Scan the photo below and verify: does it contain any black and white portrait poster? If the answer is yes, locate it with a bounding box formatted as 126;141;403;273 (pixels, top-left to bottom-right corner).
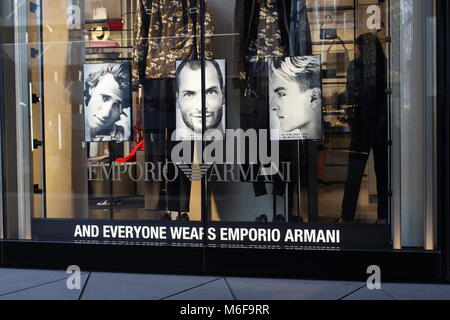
84;62;132;142
175;59;226;141
269;55;323;141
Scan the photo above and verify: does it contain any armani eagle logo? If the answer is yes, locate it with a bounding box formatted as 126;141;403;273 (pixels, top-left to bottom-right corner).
177;163;211;181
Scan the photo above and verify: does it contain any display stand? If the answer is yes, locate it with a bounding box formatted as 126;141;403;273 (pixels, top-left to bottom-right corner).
296;140;302;221
284;182;289;220
307;141;319;222
107;141;114;219
269;141;305;223
282;140;318;223
272;192;277;221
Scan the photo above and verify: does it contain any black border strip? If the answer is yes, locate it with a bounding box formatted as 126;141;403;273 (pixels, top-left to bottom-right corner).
0;1;5;249
0;240;441;283
436;0;450;281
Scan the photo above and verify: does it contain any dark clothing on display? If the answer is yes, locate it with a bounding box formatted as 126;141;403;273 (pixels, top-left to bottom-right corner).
289;0;323;208
236;0;290;198
133;0;215;86
233;0;292;79
289;0;312;57
240;75;286;198
247;0;288;63
238;0;313;205
233;0;311;75
341;33;388;221
143;79;176;132
237;0;292;125
143;79;191;212
134;0;217;213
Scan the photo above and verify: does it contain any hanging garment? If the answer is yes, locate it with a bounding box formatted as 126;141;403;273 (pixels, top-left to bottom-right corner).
133;0;216;212
233;0;291;79
143;79;192;212
289;0;312;56
238;0;291;118
233;0;312;200
133;0;215;86
247;0;288;63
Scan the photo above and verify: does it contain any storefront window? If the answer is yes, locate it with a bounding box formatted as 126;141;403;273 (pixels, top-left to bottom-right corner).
0;0;437;251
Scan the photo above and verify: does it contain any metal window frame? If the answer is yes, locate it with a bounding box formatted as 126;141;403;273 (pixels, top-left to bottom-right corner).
390;0;437;249
13;0;32;239
436;0;450;281
0;1;4;240
423;0;437;251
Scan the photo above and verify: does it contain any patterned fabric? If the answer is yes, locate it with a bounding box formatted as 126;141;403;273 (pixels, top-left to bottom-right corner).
247;0;287;63
232;0;291;79
133;0;215;85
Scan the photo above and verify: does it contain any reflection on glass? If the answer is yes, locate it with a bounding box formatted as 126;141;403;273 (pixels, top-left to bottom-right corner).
337;33;388;224
7;0;440;248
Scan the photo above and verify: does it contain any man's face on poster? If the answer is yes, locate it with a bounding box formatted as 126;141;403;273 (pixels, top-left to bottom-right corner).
177;61;224;134
270;72;321;133
87;73;124;136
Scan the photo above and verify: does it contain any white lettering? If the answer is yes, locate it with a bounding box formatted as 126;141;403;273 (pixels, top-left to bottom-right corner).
367;5;381;30
66;265;81;290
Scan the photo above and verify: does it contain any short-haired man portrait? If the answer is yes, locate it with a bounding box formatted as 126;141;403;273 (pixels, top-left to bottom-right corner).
269;55;322;140
175;59;226;141
84;63;131;142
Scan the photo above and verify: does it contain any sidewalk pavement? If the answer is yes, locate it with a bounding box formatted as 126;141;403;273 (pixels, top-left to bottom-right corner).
0;268;449;300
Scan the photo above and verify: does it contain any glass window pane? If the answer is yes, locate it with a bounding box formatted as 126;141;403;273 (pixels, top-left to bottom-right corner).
0;0;437;251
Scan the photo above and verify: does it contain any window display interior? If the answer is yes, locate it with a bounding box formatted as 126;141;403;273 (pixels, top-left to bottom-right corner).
26;0;390;227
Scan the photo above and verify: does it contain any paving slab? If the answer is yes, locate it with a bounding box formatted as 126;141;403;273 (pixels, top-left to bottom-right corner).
226;277;364;300
0;268;74;296
81;272;220;300
165;278;234;300
342;286;395;300
382;283;450;300
0;273;89;300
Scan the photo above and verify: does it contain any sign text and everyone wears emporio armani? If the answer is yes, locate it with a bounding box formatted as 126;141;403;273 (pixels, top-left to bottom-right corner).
73;224;340;244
